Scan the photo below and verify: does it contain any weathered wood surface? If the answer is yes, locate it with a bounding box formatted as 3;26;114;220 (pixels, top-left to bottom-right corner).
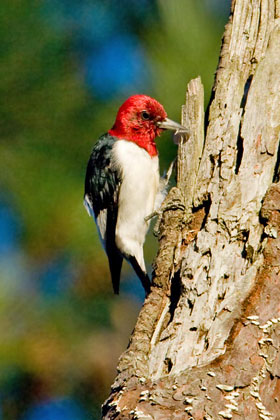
102;1;280;418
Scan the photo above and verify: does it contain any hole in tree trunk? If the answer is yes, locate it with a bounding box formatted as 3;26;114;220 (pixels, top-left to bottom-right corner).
273;137;280;182
235;134;244;174
164;357;173;374
240;75;253;108
168;270;181;323
235;75;253;174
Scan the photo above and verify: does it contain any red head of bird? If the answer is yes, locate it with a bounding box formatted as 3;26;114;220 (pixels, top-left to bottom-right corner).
109;94;184;157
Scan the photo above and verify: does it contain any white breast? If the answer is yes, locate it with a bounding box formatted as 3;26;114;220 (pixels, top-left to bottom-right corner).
112;140;159;270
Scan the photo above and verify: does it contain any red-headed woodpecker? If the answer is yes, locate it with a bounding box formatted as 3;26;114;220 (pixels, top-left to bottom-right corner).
84;94;185;295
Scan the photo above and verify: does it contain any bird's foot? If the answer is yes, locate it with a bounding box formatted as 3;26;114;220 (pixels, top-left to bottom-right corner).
152;189;186;236
144;209;163;236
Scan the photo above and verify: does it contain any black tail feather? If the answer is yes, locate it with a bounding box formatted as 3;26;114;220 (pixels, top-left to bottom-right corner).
107;249;123;294
128;256;151;296
105;207;123;294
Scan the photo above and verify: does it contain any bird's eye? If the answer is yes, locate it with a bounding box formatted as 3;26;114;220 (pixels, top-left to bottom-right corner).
141;111;150;120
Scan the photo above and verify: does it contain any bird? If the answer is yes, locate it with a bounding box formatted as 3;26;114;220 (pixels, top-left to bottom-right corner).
84;94;186;295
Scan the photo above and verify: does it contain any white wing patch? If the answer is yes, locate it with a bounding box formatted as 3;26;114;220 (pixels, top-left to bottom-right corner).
84;194;94;217
96;209;108;246
84;194;108;248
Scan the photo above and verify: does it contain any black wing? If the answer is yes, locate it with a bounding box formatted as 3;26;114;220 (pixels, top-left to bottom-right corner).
84;133;120;218
84;133;123;294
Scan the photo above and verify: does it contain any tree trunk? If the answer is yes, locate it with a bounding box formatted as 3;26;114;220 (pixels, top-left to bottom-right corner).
102;1;280;418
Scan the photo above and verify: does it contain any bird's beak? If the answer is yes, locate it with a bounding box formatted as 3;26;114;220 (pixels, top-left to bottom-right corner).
156;118;188;134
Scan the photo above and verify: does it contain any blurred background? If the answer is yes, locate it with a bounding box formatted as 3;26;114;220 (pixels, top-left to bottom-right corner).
0;0;230;418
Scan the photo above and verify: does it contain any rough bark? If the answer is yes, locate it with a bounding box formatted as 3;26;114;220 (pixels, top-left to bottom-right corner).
102;1;280;419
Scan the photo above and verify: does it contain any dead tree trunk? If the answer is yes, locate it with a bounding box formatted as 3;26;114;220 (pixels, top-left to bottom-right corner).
102;1;280;418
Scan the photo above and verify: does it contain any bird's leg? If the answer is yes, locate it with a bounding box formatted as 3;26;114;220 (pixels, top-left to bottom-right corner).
153;186;186;236
144;210;159;223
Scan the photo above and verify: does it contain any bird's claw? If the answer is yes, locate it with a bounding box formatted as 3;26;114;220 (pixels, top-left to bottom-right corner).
153;196;186;236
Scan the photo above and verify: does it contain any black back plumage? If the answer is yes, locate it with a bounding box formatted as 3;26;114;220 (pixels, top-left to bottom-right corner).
84;134;123;294
84;134;120;218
